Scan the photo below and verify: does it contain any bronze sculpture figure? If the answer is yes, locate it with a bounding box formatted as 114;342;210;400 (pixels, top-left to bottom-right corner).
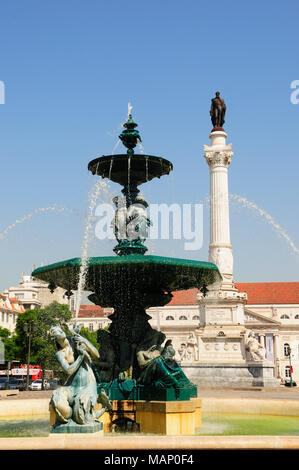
210;91;226;130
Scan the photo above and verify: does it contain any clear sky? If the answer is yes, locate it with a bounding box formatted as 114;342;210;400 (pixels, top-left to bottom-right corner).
0;0;298;291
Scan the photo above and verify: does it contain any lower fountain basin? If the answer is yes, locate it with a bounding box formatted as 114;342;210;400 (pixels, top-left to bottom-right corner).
31;255;221;300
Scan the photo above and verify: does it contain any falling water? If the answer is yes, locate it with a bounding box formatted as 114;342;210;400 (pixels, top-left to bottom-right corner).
74;178;111;323
0;205;75;241
127;155;131;203
137;138;145;155
128;102;133;116
145;155;149;182
229;193;299;257
109;158;114;180
112;139;121;155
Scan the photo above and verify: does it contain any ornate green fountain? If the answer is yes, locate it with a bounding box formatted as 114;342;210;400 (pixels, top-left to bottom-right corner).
32;111;221;406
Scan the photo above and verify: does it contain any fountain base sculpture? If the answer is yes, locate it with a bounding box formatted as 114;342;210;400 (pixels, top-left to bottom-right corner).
48;325;111;435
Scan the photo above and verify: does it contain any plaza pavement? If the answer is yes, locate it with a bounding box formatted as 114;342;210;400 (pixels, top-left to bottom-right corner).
2;386;299;401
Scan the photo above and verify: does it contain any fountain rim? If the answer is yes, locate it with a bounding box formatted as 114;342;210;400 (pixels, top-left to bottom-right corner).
88;153;173;183
32;254;221;276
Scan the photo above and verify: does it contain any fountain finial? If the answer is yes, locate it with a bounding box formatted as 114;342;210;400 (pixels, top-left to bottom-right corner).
119;108;142;155
128;101;133;116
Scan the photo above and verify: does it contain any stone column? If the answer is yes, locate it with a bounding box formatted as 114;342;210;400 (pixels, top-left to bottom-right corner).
204;131;234;290
259;334;266;349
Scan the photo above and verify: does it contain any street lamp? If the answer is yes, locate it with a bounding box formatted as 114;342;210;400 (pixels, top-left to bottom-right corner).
23;320;37;391
286;345;293;387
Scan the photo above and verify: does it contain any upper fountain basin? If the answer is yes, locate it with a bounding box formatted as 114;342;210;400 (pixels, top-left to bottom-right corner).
88;154;173;187
31;254;221;294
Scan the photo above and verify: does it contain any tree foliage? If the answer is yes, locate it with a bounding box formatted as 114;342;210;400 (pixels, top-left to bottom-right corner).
78;327;98;348
0;327;20;362
14;302;72;383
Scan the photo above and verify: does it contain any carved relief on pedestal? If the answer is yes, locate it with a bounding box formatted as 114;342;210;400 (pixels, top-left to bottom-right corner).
177;332;199;362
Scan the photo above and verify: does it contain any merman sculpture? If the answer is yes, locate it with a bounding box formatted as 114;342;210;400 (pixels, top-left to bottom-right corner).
137;336;195;394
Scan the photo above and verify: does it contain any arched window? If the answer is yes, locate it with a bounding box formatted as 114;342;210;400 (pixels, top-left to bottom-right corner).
179;316;188;320
281;315;290;319
295;315;299;320
192;315;199;321
284;343;290;357
166;316;174;321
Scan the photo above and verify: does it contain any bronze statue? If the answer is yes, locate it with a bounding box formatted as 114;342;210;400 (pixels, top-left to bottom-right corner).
210;91;226;129
136;337;195;391
48;325;110;430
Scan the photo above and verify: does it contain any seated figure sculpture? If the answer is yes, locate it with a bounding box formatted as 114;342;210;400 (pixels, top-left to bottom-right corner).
49;325;110;429
244;329;266;362
136;333;195;392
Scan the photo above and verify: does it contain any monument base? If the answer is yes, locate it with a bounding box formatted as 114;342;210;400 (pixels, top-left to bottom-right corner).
182;363;280;388
135;399;202;435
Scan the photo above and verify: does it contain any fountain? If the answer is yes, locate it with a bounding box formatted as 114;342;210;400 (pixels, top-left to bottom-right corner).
32;109;221;435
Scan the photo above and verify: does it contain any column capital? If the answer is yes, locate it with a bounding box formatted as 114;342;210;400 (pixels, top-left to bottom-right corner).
204;149;233;168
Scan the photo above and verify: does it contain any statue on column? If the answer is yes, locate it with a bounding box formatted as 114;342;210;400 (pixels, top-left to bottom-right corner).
210;92;226;130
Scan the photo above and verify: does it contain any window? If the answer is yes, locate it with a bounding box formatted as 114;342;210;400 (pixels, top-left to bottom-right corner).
166;316;174;320
295;315;299;320
284;343;290;357
15;293;24;299
285;366;291;378
280;315;290;319
89;323;94;332
179;316;188;320
192;315;199;321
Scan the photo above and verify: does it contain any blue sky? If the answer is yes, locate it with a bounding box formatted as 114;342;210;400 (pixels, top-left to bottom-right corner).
0;0;298;291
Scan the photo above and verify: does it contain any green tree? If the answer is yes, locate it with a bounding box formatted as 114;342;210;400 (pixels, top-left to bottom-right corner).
0;327;10;340
0;327;20;363
79;327;98;348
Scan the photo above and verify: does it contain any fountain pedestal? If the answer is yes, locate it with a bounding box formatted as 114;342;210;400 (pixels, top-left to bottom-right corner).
135;398;202;436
